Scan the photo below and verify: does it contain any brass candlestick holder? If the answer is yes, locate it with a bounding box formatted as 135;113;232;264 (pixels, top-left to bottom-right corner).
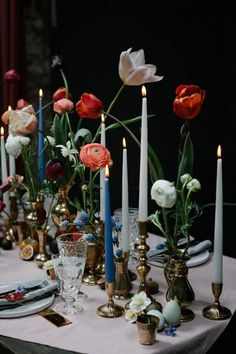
136;220;162;311
97;282;124;318
202;283;232;320
114;253;132;300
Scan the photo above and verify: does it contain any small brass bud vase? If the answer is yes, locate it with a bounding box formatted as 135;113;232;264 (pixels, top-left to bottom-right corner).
114;254;132;300
166;255;195;322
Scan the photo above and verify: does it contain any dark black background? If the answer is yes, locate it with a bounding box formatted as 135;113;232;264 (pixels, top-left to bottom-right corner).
24;1;236;255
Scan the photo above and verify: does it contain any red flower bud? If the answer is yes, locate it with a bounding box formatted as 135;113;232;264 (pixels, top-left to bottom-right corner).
52;87;71;102
76;93;103;119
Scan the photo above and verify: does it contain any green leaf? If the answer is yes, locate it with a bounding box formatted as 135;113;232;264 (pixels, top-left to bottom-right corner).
53;115;68;145
74;128;93;144
105;114;155;131
148;144;164;183
176;132;194;188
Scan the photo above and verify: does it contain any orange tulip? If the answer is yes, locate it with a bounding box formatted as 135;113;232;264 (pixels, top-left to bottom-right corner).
76;93;103;119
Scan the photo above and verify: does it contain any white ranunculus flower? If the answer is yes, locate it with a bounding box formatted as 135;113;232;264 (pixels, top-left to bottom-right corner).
187;178;201;192
19;136;31;146
129;291;151;314
5;134;22;158
119;48;163;86
151;179;177;208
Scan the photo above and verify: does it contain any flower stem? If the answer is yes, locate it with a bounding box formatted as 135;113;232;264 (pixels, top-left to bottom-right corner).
60;69;69;98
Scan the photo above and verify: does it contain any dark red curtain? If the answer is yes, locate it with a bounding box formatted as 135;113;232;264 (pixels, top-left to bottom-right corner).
0;0;23;127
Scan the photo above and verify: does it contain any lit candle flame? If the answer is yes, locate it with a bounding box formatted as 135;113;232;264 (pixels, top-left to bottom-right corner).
39;89;43;98
141;85;146;97
105;165;109;178
8;106;12;111
217;145;221;158
1;127;4;136
122;137;126;148
101;113;105;123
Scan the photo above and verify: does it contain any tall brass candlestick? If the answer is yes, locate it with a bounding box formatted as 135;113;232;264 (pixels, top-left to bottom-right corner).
202;283;231;320
97;282;124;318
136;220;162;311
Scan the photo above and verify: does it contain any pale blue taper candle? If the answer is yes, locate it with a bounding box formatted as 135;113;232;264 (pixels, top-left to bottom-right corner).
104;167;115;283
38;89;45;183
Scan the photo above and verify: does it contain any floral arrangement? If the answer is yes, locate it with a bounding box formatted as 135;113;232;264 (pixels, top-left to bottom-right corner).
1;47;163;245
148;84;205;257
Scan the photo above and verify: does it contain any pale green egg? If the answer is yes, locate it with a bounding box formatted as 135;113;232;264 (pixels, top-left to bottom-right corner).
146;309;165;330
162;300;181;325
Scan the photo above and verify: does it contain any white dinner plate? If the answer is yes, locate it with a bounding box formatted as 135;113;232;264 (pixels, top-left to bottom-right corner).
147;250;210;268
0;294;55;318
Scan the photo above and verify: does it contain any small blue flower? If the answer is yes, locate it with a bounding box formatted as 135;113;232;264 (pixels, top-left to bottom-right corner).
111;217;116;228
156;243;166;250
115;248;123;258
60;220;70;227
15;286;27;294
82;233;96;242
164;326;176;337
112;235;119;245
79;211;89;223
114;222;122;232
73;218;85;229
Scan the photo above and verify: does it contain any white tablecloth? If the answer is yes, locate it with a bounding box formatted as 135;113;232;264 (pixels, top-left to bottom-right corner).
0;234;235;354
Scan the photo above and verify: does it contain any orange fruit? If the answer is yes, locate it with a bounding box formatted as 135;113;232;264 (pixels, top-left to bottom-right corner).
20;245;34;261
19;238;39;254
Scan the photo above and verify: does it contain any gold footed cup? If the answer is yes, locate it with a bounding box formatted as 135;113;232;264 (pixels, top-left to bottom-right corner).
136;317;157;345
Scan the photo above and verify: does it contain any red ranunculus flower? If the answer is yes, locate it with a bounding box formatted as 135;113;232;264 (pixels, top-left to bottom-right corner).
46;160;64;179
173;84;205;120
0;200;6;212
16;99;30;109
76;93;103;119
52;87;69;102
3;69;20;83
80;143;112;171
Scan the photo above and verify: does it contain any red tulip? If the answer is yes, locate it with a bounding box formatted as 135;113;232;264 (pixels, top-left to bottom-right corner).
76;93;103;119
80;143;112;171
173;84;205;120
52;87;69;102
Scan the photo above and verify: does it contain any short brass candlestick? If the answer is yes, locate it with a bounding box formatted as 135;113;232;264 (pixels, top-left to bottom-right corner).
202;283;232;320
97;282;124;318
136;220;162;311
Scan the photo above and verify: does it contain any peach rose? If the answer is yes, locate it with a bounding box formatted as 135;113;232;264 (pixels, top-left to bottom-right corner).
9;105;38;136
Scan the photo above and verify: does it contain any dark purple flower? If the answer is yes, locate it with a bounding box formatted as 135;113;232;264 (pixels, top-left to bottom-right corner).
46;160;64;180
0;200;6;212
51;55;63;69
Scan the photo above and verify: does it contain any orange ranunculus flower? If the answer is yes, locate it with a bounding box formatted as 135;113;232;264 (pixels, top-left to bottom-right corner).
75;93;103;119
173;84;205;120
52;87;69;102
53;98;74;114
80;143;112;171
